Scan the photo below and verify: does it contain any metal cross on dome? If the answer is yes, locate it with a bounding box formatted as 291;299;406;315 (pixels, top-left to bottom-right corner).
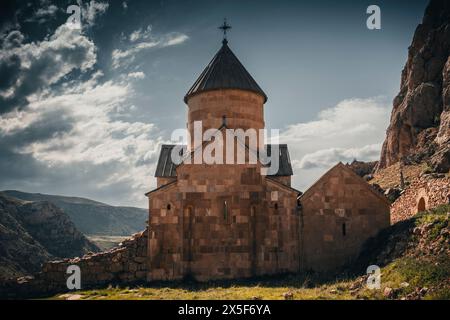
219;18;232;42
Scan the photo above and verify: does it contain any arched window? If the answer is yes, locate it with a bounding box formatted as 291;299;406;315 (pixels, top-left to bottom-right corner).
274;202;278;210
167;203;171;210
342;223;347;236
417;197;426;213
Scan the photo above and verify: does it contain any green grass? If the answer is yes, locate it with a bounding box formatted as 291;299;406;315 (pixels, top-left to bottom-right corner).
54;279;357;300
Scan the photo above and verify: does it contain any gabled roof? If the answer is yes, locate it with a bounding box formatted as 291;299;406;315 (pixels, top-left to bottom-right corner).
154;143;293;178
154;145;186;177
299;162;391;206
265;176;302;195
184;40;268;103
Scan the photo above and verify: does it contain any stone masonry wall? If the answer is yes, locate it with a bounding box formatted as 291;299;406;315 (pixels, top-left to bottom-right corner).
300;164;391;272
0;229;148;298
391;175;450;223
187;89;265;148
148;163;300;282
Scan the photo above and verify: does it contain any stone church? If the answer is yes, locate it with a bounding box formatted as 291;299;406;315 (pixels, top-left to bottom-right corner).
145;37;390;281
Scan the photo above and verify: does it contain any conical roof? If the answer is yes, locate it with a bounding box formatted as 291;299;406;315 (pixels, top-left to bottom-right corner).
184;40;267;103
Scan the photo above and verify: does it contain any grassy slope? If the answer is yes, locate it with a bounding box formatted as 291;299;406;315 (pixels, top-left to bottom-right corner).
52;206;450;300
370;163;427;189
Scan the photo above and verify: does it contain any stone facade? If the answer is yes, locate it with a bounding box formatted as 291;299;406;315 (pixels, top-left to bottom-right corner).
298;163;391;272
391;175;450;223
145;40;393;281
187;89;266;147
148;161;300;281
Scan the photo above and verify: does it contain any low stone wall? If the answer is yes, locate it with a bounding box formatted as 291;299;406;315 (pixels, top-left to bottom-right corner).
391;175;450;223
0;229;148;298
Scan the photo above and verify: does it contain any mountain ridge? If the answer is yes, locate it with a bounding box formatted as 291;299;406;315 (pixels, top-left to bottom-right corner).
0;194;99;280
1;190;148;236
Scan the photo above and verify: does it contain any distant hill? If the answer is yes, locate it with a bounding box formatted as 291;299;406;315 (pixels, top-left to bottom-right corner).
0;194;99;280
1;190;147;236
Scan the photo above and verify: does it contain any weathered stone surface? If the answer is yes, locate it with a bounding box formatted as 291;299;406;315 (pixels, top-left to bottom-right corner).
346;160;377;178
378;0;450;172
391;175;450;223
299;163;390;272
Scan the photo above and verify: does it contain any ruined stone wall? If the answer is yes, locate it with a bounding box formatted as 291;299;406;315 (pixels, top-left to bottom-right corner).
147;163;300;282
299;164;390;272
0;230;148;298
391;175;450;223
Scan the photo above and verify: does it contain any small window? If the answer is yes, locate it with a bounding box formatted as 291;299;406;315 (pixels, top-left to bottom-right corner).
167;204;171;210
223;201;228;220
274;202;278;210
342;223;347;236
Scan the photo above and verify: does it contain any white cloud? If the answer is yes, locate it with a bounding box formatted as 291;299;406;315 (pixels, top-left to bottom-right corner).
0;24;97;114
1;73;163;207
129;25;152;42
297;144;382;169
127;71;146;79
26;4;59;23
82;0;109;27
165;34;189;46
112;31;189;69
0;20;164;207
278;97;390;191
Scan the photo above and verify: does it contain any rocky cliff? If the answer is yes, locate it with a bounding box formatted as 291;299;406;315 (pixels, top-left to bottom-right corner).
0;195;99;280
378;0;450;173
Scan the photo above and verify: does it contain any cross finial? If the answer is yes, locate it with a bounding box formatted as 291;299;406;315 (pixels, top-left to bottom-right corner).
218;18;232;44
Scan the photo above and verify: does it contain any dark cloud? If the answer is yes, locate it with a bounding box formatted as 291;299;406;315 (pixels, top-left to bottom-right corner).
0;109;75;187
0;54;20;90
0;111;149;207
3;30;24;48
0;24;96;115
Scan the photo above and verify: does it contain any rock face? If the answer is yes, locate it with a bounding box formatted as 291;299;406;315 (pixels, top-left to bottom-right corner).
378;0;450;173
0;195;99;280
345;160;378;178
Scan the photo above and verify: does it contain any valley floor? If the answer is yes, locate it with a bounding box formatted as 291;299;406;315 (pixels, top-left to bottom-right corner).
86;235;129;251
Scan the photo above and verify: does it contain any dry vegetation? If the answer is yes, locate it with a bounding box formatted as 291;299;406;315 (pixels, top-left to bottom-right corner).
371;163;427;190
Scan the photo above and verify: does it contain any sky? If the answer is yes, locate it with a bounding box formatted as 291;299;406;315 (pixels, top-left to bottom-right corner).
0;0;429;207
